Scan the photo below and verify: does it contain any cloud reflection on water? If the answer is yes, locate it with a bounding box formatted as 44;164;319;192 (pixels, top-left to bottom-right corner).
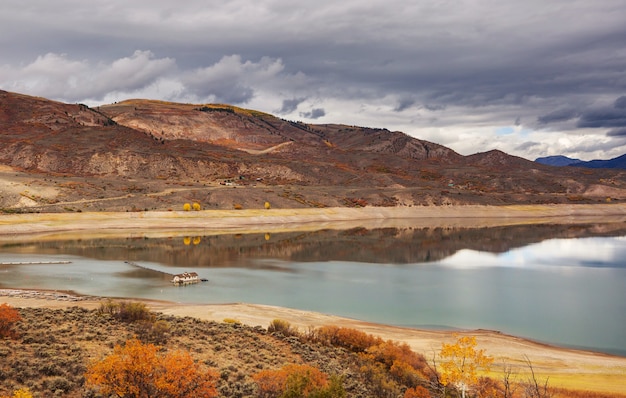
439;237;626;269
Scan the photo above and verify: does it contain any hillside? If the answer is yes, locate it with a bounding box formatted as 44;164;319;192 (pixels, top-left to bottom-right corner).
0;305;386;397
2;90;626;212
2;301;624;398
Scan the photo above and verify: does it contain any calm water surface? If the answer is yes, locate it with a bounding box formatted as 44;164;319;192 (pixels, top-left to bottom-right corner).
1;225;625;356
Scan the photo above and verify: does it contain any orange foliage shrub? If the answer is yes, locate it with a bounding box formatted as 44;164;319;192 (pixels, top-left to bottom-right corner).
366;340;430;387
368;340;427;372
316;325;382;352
474;376;501;398
85;338;218;398
0;303;21;338
253;363;330;398
404;385;431;398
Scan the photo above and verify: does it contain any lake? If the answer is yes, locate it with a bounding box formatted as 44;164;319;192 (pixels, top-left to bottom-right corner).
1;222;625;356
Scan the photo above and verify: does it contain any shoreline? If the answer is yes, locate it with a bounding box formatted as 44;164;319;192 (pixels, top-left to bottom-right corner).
2;289;626;394
1;203;626;238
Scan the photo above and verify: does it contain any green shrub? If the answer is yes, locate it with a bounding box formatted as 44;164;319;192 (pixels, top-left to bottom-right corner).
97;300;152;323
267;319;298;337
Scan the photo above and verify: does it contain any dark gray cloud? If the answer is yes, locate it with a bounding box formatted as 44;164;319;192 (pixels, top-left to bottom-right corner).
538;109;581;124
300;108;326;119
1;0;626;160
515;141;541;152
607;128;626;137
576;97;626;128
614;96;626;109
278;98;306;114
394;97;415;112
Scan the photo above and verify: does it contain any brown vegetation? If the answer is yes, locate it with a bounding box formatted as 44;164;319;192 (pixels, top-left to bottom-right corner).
0;303;624;398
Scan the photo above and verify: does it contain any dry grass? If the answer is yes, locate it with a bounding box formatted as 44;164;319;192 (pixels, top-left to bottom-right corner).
1;303;625;398
0;306;396;397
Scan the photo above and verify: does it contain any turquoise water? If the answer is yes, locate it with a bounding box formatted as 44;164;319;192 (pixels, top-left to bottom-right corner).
1;230;625;356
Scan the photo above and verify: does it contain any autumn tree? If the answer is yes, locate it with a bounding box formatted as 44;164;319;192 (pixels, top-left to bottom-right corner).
0;388;33;398
192;202;201;211
183;202;191;211
264;201;271;209
13;389;32;398
85;338;218;398
0;303;21;339
439;335;493;398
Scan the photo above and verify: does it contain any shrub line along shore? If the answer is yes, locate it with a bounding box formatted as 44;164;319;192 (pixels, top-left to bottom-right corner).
2;203;626;394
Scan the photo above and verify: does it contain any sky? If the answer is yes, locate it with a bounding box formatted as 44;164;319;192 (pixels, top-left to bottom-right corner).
1;0;626;161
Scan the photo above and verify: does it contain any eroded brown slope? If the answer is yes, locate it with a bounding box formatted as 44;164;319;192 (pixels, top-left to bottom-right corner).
2;90;626;212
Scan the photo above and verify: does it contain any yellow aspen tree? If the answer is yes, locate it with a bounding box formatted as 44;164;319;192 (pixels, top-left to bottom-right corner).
439;335;493;398
183;203;191;211
11;388;32;398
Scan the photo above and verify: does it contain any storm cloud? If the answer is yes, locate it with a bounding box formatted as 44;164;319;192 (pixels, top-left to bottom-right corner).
1;0;626;160
300;108;326;120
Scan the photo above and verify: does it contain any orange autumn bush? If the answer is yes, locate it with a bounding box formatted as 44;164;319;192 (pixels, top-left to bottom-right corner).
85;338;219;398
0;303;21;339
315;325;382;352
364;340;431;389
404;385;431;398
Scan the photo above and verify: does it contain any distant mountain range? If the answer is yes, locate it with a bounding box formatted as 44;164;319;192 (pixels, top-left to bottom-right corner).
535;154;626;169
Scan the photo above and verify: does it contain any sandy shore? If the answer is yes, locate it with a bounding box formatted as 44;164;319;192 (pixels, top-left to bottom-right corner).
2;203;626;239
2;289;625;395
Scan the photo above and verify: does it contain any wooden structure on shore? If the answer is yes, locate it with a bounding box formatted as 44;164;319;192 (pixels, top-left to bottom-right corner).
171;272;200;285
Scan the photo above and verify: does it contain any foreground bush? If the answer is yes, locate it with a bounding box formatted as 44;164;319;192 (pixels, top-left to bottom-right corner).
314;325;383;353
268;319;299;337
0;304;21;339
85;338;219;398
97;300;152;322
253;363;345;398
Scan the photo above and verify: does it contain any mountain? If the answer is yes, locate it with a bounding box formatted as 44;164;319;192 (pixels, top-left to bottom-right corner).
535;155;581;167
572;154;626;170
2;89;626;212
536;154;626;169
